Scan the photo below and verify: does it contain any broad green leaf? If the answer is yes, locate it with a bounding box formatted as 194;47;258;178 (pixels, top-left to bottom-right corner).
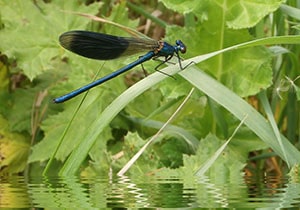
225;0;284;28
6;88;40;132
0;0;100;80
0;115;30;174
155;134;246;181
159;0;208;14
1;64;62;133
160;0;284;28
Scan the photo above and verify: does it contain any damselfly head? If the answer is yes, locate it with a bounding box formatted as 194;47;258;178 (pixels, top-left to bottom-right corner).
175;40;186;54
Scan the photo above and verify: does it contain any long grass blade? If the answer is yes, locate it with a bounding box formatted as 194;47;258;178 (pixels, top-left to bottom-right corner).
258;91;290;168
195;115;248;176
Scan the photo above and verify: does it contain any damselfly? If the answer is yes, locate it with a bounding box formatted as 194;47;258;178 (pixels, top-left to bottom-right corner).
54;30;187;103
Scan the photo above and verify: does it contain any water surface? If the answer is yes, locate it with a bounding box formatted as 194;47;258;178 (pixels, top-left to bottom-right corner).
1;174;299;208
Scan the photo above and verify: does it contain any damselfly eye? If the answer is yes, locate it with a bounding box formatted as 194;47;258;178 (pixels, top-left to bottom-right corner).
176;40;186;54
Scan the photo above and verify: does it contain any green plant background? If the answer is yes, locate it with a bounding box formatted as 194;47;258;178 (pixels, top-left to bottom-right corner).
0;0;299;179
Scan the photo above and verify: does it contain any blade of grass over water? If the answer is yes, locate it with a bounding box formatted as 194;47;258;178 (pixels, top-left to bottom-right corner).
195;115;248;176
59;35;300;176
117;88;195;176
258;91;289;168
43;63;105;175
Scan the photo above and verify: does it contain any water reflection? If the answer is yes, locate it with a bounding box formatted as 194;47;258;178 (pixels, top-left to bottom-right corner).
0;174;299;208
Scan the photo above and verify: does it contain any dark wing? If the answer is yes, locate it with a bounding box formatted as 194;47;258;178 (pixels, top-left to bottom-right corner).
59;30;160;60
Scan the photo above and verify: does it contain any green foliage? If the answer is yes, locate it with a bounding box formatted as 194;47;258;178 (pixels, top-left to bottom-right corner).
0;0;101;80
0;0;299;179
0;115;30;174
160;0;284;28
156;133;247;180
